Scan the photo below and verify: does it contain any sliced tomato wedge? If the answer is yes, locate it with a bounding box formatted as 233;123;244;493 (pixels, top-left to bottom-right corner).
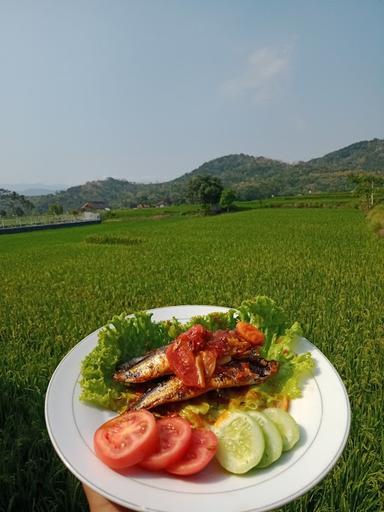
140;416;192;471
94;410;159;469
166;325;212;388
235;321;265;345
166;337;200;387
166;429;218;476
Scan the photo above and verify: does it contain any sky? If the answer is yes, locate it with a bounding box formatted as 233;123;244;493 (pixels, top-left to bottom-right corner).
0;0;383;187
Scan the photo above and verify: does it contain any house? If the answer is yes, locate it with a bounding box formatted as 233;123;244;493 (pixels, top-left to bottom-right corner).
80;201;109;211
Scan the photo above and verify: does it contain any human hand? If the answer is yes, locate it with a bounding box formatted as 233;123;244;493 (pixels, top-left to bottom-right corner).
83;483;133;512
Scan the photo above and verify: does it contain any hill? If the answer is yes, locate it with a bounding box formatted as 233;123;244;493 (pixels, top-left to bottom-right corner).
30;138;384;211
306;138;384;170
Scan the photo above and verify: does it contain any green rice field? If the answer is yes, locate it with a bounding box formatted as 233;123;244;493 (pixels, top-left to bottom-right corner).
1;207;383;511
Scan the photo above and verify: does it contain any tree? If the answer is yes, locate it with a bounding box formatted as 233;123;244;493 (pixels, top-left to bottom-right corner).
348;172;384;209
187;175;224;212
135;191;150;206
220;188;236;212
15;206;25;216
0;188;34;216
121;192;136;208
48;203;64;215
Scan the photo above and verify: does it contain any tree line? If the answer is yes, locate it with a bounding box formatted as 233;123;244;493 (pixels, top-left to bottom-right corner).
1;171;384;217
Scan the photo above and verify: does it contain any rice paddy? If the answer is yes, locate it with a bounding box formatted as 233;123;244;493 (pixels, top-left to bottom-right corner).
0;207;383;511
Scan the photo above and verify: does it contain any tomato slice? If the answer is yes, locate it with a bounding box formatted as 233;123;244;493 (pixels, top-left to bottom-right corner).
166;324;212;388
166;429;218;476
140;416;192;471
94;410;159;469
166;337;200;387
235;322;265;345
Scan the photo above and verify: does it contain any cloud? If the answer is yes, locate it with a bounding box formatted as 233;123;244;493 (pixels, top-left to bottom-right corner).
221;44;293;104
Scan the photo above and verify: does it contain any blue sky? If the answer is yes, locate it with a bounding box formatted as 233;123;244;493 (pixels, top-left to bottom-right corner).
0;0;383;186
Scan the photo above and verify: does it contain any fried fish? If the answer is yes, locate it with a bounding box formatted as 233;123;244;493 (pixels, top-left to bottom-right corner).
131;357;279;410
113;345;171;384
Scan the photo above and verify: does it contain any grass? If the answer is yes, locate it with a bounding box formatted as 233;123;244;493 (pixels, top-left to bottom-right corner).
0;207;383;511
366;203;384;236
84;234;144;245
237;192;359;210
105;203;201;219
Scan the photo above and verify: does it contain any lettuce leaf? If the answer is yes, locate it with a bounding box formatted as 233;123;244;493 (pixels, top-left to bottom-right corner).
237;296;288;357
79;311;173;411
256;323;315;399
255;319;315;401
184;310;238;331
237;299;314;401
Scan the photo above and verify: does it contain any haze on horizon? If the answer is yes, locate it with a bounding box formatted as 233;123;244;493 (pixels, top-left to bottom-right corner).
0;0;383;188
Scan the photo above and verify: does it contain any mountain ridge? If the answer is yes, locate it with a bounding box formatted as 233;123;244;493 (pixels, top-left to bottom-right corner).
28;138;384;211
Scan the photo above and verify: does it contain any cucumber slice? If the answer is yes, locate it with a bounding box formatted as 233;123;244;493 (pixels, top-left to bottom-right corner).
247;411;283;468
263;408;300;451
213;411;265;474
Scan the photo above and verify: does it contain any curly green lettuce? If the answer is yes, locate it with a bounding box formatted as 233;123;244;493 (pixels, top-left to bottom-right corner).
80;312;172;411
255;320;315;400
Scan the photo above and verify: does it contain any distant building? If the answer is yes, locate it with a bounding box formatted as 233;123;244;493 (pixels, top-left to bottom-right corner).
80;201;109;211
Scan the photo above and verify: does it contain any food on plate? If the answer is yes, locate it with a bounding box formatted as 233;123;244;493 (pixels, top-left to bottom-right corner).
213;409;299;474
114;345;172;384
213;411;265;474
247;410;283;468
113;322;277;410
93;411;217;476
132;357;279;410
139;416;192;471
93;410;159;469
80;297;314;414
166;428;218;476
114;322;265;386
263;407;300;451
81;296;315;477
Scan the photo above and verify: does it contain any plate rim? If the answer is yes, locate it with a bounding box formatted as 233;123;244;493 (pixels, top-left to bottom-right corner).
45;304;351;512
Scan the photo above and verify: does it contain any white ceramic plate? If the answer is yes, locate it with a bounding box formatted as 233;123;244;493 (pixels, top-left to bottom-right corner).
45;305;351;512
